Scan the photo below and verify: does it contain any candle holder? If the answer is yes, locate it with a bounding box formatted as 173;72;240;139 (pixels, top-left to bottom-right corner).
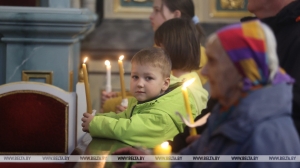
121;98;128;107
153;141;172;168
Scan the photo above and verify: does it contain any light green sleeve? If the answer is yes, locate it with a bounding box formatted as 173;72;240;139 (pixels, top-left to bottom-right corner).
89;110;179;148
96;111;127;119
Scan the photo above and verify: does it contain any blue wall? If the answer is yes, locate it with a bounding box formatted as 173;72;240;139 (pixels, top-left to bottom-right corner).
0;41;5;85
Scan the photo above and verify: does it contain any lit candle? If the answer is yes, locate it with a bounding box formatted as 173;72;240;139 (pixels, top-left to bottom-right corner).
153;141;172;155
182;78;197;136
82;57;92;114
104;60;112;92
153;141;172;168
118;55;127;107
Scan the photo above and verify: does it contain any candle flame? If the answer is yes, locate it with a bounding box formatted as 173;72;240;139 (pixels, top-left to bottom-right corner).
104;60;110;66
119;55;124;61
183;78;195;88
161;141;169;148
83;57;88;63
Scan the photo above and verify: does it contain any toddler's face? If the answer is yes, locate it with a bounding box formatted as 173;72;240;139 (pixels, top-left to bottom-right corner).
130;63;169;102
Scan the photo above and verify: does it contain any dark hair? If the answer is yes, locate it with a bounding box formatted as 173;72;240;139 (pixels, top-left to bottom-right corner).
131;47;172;78
154;18;200;71
161;0;205;42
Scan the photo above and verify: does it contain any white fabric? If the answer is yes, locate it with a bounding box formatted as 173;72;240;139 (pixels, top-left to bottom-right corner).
260;22;279;83
192;15;200;24
175;111;210;128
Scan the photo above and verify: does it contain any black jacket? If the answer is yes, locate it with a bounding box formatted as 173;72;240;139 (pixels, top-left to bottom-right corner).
242;0;300;137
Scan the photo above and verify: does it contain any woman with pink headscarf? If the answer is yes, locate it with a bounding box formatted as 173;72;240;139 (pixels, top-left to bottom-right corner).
172;19;300;168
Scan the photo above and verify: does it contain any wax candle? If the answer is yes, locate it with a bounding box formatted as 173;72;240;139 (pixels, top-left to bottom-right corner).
104;60;112;92
182;78;197;136
153;141;172;168
153;141;172;155
118;55;126;99
82;57;92;114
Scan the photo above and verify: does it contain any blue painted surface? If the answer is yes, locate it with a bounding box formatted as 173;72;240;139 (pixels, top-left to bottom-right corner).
72;42;80;92
5;44;75;90
121;0;153;7
0;42;6;85
40;0;70;8
0;6;97;91
29;78;46;83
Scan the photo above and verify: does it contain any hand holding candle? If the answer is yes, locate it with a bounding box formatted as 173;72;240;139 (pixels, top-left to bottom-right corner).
182;78;197;136
104;60;112;92
118;55;128;107
82;57;92;114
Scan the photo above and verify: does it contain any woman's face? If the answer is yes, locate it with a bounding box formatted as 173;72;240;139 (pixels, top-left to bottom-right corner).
201;35;241;100
149;0;176;31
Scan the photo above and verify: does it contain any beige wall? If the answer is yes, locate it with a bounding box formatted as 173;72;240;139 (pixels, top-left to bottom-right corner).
104;0;251;23
88;59;132;112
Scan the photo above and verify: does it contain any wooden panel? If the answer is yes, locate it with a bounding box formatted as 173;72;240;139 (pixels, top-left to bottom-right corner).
0;91;68;154
0;0;37;6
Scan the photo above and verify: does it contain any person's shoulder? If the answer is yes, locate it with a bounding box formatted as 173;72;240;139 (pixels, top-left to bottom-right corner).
249;116;300;153
170;74;182;85
151;84;183;105
128;97;137;105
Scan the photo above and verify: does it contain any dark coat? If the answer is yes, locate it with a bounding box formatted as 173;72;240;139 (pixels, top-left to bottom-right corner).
262;1;300;136
242;0;300;136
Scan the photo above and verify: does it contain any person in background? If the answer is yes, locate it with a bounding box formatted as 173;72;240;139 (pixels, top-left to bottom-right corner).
113;20;300;168
101;0;208;112
243;0;300;137
81;47;199;148
154;18;208;115
150;0;207;82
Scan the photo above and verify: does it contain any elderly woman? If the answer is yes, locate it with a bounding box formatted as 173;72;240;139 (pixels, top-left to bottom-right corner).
173;19;300;168
113;20;300;168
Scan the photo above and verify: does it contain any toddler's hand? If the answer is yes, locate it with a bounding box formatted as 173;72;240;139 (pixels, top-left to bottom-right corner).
115;105;127;113
113;147;159;168
81;112;94;132
113;147;145;155
186;134;200;144
101;91;118;107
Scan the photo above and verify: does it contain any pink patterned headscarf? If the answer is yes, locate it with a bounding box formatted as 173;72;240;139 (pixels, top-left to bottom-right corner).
216;20;294;91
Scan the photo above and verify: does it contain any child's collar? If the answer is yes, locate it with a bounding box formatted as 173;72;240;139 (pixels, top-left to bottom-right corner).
137;82;182;104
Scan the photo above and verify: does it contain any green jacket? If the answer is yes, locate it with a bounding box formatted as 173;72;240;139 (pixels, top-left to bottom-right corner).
89;84;198;148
